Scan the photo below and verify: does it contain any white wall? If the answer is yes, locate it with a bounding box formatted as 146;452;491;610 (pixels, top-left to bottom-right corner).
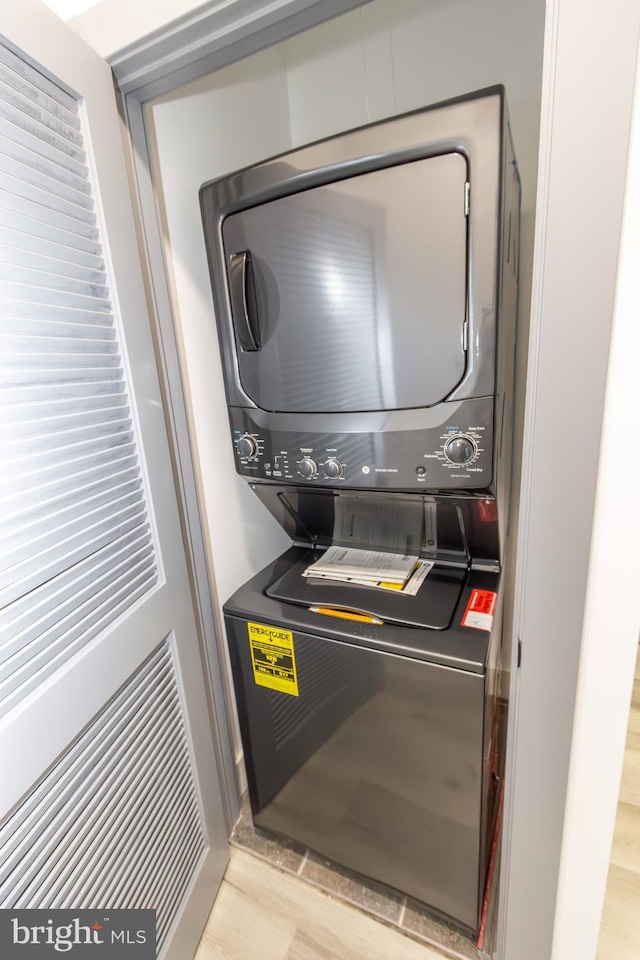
500;1;640;957
147;46;294;614
550;32;640;960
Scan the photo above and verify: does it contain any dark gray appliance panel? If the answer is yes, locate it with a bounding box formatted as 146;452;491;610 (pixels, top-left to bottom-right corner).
225;615;486;931
222;152;468;414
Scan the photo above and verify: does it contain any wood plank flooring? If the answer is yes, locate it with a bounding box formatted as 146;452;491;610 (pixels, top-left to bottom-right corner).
596;649;640;960
195;849;449;960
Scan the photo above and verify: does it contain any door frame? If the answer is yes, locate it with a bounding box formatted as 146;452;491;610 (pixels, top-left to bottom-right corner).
110;2;640;958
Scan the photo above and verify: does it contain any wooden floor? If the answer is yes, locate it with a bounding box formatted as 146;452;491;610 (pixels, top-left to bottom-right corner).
195;848;449;960
596;648;640;960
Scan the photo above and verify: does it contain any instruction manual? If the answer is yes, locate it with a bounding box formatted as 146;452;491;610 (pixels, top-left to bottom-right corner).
303;546;434;595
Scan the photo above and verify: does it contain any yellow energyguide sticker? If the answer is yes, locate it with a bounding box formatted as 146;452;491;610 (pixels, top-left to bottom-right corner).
247;621;299;697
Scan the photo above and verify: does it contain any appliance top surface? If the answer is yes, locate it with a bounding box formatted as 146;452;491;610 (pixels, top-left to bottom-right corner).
224;546;498;674
200;86;504;203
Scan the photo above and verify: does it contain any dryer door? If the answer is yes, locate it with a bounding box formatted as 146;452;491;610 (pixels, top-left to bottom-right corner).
222;151;468;413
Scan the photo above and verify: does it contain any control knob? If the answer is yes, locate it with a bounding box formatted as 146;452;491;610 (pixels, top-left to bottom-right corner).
323;458;344;480
444;435;476;465
298;457;318;479
237;434;258;459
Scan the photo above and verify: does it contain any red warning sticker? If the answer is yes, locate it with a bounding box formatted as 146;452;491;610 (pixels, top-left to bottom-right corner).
462;589;497;631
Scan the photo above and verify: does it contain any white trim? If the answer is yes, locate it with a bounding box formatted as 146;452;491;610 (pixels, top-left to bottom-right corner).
551;34;640;958
118;92;241;832
500;2;640;958
111;0;373;98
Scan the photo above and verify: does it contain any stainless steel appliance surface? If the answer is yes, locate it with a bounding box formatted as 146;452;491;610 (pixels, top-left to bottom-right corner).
207;86;519;938
200;86;520;502
224;547;504;933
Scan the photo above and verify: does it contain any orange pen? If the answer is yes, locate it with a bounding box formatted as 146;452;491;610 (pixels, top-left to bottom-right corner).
308;606;383;625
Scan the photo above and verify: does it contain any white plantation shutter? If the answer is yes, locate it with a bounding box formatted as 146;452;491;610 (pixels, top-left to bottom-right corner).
0;39;159;714
0;10;229;957
0;641;206;955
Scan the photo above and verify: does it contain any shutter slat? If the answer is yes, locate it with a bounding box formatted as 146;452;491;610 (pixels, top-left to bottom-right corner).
0;489;147;571
0;504;148;609
154;827;204;947
0;100;86;164
0;116;87;179
0;152;93;208
0;70;82;146
2;398;127;442
1;527;151;636
0;569;157;716
0;208;101;257
0;169;96;224
0;131;90;196
0;642;206;953
0;191;98;240
0;381;125;406
31;707;182;906
0;658;175;895
3;455;139;514
0;42;78;116
3;423;133;473
59;726;186;905
0;549;156;693
1;439;137;492
2;364;123;386
0;268;109;301
2;333;117;355
0;242;105;284
0;653;172;875
91;755;194;909
0;474;141;547
2;317;115;342
0;300;114;324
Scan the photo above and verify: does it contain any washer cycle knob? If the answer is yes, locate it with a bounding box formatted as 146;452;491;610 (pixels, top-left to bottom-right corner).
237;434;258;459
323;458;344;479
444;435;476;465
298;457;318;479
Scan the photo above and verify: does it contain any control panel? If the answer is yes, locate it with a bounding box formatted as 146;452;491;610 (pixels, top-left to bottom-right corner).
230;398;495;491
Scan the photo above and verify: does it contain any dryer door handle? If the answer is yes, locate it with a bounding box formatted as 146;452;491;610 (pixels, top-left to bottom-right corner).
230;250;260;351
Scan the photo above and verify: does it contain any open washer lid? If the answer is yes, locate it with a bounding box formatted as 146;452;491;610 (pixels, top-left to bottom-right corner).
265;549;466;630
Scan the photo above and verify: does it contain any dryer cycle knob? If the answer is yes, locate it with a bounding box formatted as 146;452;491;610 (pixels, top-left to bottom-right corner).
444;435;476;465
237;434;258;459
298;457;318;479
323;458;344;480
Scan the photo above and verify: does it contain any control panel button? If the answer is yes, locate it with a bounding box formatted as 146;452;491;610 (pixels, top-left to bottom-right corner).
323;458;343;479
237;434;258;459
298;457;318;479
444;435;476;465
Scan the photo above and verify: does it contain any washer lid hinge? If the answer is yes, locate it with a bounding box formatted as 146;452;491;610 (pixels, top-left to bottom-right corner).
470;559;500;573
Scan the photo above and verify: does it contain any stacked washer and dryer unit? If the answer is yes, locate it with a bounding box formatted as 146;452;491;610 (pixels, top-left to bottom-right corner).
200;87;520;936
